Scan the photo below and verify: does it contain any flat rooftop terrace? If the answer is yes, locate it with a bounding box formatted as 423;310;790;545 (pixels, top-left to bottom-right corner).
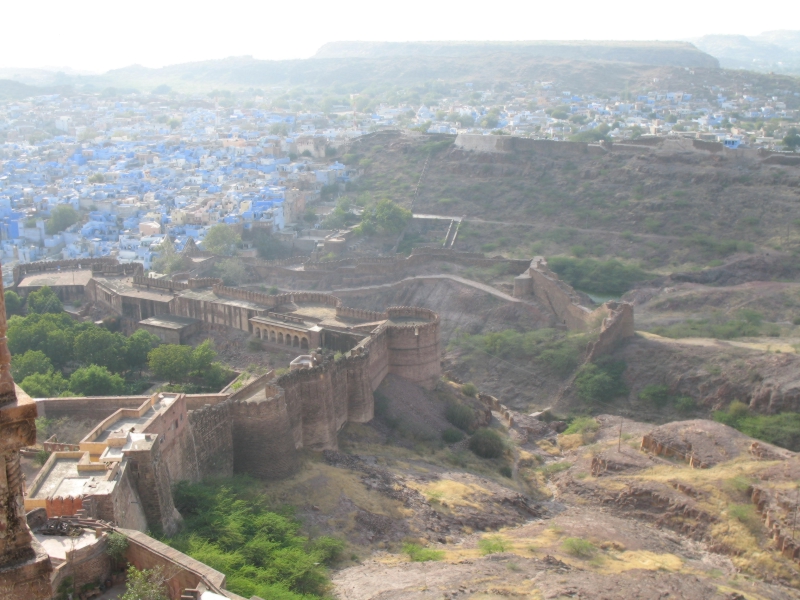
18;269;93;288
94;276;176;302
139;315;199;330
92;395;176;443
29;457;82;500
35;529;98;561
387;316;433;326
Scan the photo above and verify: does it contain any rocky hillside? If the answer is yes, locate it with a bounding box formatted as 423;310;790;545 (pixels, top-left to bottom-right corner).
343;132;800;272
320;378;800;599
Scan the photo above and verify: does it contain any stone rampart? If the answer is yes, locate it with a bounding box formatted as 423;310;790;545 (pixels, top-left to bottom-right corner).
13;258;121;286
454;134;592;156
229;389;299;480
587;302;635;361
477;393;515;428
290;291;341;306
692;138;723;153
183;393;229;410
187;277;222;289
362;324;390;390
132;276;189;292
123;439;181;536
211;284;290;307
336;306;387;322
247;249;529;291
226;372;275;402
188;402;234;480
526;258;595;330
385;307;441;389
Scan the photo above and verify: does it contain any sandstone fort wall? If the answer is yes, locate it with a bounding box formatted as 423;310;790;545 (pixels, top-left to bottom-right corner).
187;402;234;480
385;307;441;389
229;390;299;480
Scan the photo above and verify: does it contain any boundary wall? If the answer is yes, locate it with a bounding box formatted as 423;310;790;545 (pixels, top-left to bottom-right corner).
514;257;635;358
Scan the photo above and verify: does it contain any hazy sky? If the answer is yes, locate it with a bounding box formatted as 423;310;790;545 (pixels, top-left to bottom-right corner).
0;0;789;73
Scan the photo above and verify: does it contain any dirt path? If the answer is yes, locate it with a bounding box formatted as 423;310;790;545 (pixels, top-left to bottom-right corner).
637;330;798;353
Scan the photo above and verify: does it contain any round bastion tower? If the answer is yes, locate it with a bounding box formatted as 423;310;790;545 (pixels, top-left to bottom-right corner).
385;307;441;389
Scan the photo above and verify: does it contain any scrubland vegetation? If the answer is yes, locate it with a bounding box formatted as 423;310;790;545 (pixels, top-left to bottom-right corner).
450;328;587;378
169;478;344;600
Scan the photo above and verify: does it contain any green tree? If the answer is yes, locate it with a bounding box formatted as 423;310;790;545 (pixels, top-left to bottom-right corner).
151;236;184;275
120;565;169;600
46;205;80;235
69;365;125;396
203;225;241;256
88;173;105;184
105;532;129;570
574;360;628;404
214;258;247;286
11;350;53;381
125;330;161;372
4;290;23;317
191;340;216;374
357;199;411;236
783;128;800;151
26;286;63;314
251;230;290;260
19;371;69;398
148;344;194;382
73;327;127;372
468;428;505;458
7;313;76;368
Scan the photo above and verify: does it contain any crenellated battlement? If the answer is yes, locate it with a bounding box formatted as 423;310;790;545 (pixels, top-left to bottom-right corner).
336;306;388;321
133;276;189;291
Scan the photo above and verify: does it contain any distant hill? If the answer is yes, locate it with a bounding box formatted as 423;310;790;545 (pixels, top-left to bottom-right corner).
693;30;800;74
314;40;719;68
0;79;70;101
87;55;725;95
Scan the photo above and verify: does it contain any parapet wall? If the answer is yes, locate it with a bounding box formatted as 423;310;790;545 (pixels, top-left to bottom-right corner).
243;248;529;290
133;276;189;291
336;306;388;322
455;134;593;156
211;284;291;307
121;528;227;599
13;257;137;286
525;258;595;330
35;395;149;419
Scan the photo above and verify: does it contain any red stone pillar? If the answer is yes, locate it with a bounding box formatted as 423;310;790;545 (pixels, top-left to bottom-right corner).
0;262;53;599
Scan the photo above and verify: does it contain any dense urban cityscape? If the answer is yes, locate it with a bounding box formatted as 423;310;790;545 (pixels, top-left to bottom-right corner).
2;79;799;279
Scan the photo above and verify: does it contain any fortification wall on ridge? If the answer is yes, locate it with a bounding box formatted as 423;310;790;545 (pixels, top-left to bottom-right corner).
523;258;597;330
513;258;635;360
587;302;635;361
229;389;299;480
244;248;528;290
454;134;593;156
188;402;234;480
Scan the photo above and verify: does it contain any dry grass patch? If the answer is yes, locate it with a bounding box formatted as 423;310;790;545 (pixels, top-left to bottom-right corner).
407;479;489;510
536;439;562;456
264;461;407;519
